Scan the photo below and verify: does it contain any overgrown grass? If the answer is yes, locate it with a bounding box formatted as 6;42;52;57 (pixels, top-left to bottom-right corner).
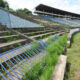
39;23;43;26
7;30;12;35
4;34;21;42
22;34;68;80
22;41;40;57
46;35;60;45
64;32;80;80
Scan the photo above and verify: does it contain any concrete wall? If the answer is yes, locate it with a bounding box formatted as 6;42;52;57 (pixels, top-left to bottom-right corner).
0;8;44;28
0;9;11;27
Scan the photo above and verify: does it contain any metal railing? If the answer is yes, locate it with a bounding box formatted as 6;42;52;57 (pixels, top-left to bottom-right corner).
0;34;60;80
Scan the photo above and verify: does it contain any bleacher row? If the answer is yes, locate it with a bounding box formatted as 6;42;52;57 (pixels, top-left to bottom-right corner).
41;15;80;27
0;34;60;80
0;7;70;80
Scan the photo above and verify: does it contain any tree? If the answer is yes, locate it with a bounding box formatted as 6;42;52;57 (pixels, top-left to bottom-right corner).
0;0;9;9
16;8;32;15
9;8;15;12
0;0;5;8
4;1;9;9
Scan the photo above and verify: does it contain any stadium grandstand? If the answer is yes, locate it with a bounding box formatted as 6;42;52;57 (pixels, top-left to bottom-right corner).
35;4;80;27
0;3;75;80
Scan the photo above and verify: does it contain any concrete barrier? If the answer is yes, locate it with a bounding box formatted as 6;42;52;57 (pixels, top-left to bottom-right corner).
67;28;80;47
51;55;67;80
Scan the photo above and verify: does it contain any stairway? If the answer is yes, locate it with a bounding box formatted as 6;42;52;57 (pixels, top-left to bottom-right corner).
15;27;68;40
0;25;29;53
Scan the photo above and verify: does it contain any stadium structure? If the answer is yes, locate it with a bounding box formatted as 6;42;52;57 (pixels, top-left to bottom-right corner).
35;4;80;27
0;4;80;80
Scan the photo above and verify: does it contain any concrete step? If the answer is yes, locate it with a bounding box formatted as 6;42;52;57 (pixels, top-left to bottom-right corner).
0;35;17;39
0;31;8;33
30;31;66;39
0;35;21;43
30;31;60;39
0;31;13;36
0;39;27;49
24;29;54;36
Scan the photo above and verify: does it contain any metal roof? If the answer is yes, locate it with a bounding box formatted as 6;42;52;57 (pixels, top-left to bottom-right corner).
35;4;80;18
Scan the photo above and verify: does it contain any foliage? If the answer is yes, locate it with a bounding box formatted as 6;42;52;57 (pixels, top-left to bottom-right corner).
17;43;22;47
27;16;32;18
30;32;34;36
39;23;43;26
0;0;5;8
7;30;11;35
4;36;20;43
22;34;68;80
46;35;59;45
16;8;32;15
9;8;15;12
31;41;40;49
17;34;21;39
0;0;9;9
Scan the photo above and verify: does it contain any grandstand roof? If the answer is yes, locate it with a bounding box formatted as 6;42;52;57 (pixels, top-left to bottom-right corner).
35;4;80;18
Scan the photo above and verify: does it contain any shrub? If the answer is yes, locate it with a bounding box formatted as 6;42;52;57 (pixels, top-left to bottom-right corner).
17;34;21;39
39;66;54;80
39;23;43;26
22;60;44;80
58;34;68;48
30;32;34;36
17;43;22;47
7;31;11;35
47;42;64;55
46;35;59;45
27;16;32;18
22;34;68;80
31;41;39;49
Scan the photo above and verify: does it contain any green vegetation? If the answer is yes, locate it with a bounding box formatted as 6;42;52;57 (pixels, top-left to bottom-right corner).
4;37;17;42
4;34;21;43
46;35;59;45
16;8;32;15
35;34;52;40
0;0;9;9
22;34;68;80
9;8;15;12
39;23;43;26
17;33;21;39
30;32;34;36
64;32;80;80
31;41;40;49
27;16;32;18
17;43;22;47
7;30;12;35
22;41;40;57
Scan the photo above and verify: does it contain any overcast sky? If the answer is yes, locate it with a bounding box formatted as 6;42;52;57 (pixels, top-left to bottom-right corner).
5;0;80;14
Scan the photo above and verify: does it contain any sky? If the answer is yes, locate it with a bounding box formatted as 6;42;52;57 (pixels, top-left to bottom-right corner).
5;0;80;14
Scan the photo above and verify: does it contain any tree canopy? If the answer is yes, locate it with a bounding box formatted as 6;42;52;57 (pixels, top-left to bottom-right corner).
0;0;9;9
16;8;32;15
